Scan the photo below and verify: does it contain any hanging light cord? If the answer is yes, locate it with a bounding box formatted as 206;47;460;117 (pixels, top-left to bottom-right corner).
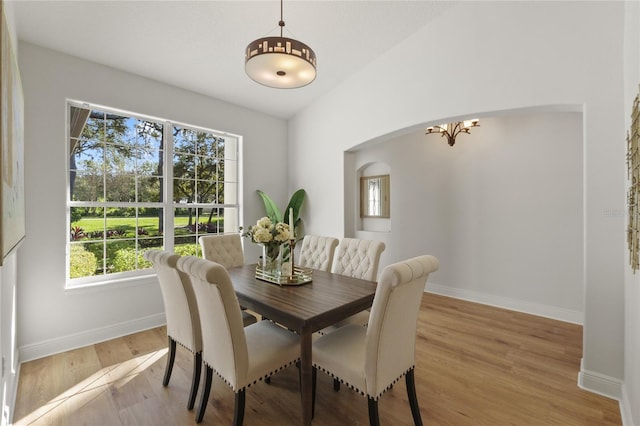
279;0;285;37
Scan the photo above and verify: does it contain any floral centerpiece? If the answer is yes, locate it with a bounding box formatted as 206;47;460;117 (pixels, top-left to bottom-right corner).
243;216;292;275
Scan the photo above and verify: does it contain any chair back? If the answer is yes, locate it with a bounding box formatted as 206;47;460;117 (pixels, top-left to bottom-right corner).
331;238;385;281
176;255;249;391
365;255;439;399
298;235;339;272
199;234;244;268
144;250;202;353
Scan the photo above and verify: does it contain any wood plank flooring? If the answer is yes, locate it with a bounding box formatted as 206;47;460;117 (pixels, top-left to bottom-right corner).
12;294;621;425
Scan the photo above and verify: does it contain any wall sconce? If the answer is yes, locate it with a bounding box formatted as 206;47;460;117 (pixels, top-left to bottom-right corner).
425;119;480;146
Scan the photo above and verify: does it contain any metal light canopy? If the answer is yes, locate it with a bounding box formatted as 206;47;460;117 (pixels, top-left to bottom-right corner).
245;0;317;89
426;119;480;147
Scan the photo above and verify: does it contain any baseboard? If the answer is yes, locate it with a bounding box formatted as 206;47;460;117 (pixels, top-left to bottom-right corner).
619;381;636;426
425;281;583;324
578;358;623;401
5;363;20;426
18;313;166;363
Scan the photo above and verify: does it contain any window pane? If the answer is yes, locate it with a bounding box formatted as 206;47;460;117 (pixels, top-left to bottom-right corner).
173;178;195;203
106;239;136;274
196;155;220;181
138;176;161;202
138;211;164;238
174;127;196;153
72;172;104;202
105;173;136;202
197;180;217;204
70;241;104;278
71;143;104;174
173;153;195;179
106;213;136;238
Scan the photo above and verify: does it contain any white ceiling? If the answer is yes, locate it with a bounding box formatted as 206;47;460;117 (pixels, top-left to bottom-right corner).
11;0;455;119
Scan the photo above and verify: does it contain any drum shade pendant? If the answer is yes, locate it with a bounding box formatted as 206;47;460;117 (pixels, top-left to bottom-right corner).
245;0;317;89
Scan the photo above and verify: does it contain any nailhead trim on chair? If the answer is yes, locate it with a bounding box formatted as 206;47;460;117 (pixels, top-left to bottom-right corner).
172;337;197;355
312;364;416;401
204;358;301;393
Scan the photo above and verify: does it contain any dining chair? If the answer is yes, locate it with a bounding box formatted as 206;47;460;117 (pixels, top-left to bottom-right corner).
199;233;245;268
176;256;302;425
297;235;339;272
199;234;258;325
143;249;203;410
319;238;386;338
312;255;439;426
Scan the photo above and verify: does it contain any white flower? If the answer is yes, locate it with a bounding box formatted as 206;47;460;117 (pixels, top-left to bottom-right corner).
273;222;291;242
253;227;273;243
257;217;273;229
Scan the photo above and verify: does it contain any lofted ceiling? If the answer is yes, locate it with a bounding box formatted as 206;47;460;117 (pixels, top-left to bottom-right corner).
11;0;455;119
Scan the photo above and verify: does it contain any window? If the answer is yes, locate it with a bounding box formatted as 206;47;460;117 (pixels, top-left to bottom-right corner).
67;101;240;286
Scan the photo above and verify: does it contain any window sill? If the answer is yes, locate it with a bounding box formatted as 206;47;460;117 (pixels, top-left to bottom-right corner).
65;273;158;294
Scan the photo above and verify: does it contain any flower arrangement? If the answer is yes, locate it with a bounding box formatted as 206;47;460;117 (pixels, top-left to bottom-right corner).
244;216;292;245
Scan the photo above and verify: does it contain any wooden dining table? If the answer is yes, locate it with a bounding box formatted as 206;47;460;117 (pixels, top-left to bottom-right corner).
226;264;377;426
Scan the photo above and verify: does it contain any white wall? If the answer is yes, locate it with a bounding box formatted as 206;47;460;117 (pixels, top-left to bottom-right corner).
16;42;288;360
0;2;21;424
623;1;640;425
290;0;626;403
351;113;583;323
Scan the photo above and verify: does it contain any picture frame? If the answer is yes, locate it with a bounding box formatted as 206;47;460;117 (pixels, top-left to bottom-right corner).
0;1;26;265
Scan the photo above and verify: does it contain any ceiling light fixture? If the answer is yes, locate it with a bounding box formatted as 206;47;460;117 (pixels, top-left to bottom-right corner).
245;0;317;89
425;119;480;147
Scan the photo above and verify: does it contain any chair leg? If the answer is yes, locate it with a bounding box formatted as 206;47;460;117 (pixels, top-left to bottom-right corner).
333;378;340;391
196;366;213;423
233;390;246;426
311;367;317;419
406;369;423;426
163;337;177;386
367;397;380;426
187;352;202;410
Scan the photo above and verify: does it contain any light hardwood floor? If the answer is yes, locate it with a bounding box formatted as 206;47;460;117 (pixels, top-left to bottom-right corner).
12;294;621;425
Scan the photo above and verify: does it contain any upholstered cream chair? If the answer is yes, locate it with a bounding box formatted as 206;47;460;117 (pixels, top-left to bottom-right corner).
176;256;301;425
143;250;203;410
297;235;339;272
331;238;385;281
320;238;386;337
199;234;245;268
312;255;439;426
199;234;257;324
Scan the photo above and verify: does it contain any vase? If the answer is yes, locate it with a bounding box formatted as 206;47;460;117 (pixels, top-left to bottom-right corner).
261;244;284;277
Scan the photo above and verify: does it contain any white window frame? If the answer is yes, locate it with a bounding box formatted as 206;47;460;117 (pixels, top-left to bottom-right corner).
66;100;241;289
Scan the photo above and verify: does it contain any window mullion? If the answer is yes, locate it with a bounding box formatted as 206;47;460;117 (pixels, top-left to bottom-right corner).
164;121;175;251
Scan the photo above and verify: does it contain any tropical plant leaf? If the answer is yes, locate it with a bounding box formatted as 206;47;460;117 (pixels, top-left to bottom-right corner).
285;189;306;225
257;189;283;222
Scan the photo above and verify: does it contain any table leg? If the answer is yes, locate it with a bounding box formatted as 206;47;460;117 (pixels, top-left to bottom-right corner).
300;330;313;425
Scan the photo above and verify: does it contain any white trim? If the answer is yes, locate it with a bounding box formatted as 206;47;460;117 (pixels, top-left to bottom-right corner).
619;384;635;426
578;359;623;400
425;281;584;325
5;363;20;426
18;313;166;363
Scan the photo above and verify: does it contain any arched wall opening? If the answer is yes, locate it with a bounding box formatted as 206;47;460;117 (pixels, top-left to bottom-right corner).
344;106;584;323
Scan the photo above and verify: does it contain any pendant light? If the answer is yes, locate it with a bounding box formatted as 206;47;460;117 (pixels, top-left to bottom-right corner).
245;0;317;89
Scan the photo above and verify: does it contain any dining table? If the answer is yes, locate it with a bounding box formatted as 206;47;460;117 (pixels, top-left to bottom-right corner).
226;263;377;426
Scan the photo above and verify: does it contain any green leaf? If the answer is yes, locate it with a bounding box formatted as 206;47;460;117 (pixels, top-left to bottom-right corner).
257;189;283;222
284;189;306;226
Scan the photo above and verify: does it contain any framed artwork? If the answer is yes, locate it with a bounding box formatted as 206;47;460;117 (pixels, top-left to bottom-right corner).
0;1;25;265
628;86;640;272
